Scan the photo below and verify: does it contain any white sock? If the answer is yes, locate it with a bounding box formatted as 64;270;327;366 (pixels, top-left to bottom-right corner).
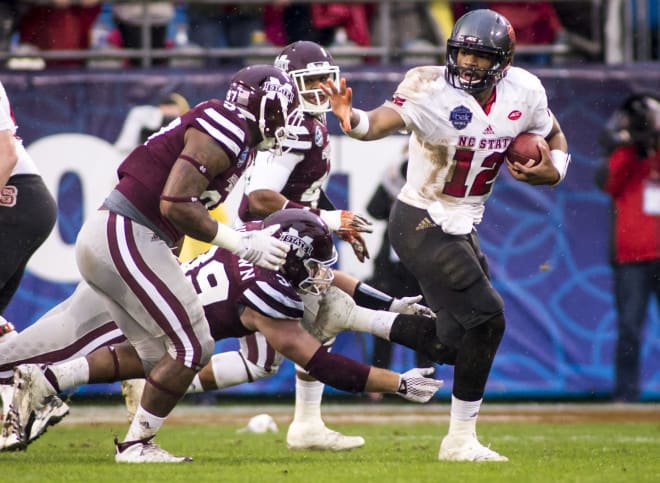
124;405;165;442
292;376;324;425
447;395;482;437
347;306;396;340
49;358;90;391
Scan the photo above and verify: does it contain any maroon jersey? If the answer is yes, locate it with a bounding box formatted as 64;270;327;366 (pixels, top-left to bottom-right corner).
109;99;254;245
237;113;330;222
182;243;304;341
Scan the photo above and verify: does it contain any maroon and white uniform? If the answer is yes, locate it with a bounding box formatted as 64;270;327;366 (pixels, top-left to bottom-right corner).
234;112;333;371
237;113;331;223
0;239;303;384
74;99;254;372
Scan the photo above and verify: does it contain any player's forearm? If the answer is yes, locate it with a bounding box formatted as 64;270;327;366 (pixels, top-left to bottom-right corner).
344;105;404;141
304;345;399;393
364;366;400;393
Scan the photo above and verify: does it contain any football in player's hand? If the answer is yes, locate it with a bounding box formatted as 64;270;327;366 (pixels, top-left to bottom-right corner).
506;133;549;167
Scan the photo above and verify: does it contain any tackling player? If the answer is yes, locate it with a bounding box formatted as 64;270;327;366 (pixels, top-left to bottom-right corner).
1;210;444;461
322;9;571;462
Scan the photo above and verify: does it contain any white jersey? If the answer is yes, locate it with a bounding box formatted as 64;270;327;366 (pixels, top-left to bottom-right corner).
386;66;553;225
0;81;39;177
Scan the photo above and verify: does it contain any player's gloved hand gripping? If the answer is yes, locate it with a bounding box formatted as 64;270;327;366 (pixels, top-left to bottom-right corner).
212;223;290;271
396;367;443;403
389;295;435;318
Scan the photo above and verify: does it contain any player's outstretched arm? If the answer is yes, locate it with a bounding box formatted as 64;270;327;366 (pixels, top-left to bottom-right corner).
244;307;442;402
322;78;406;141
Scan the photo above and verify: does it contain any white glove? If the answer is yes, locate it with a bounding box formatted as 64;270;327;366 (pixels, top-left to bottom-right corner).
389;295;435;318
235;224;290;271
395;367;443;403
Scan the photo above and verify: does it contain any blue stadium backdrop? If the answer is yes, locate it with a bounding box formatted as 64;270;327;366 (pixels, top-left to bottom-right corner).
1;64;658;400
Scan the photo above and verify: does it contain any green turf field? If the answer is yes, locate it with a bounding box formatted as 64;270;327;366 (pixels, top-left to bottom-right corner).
1;403;658;483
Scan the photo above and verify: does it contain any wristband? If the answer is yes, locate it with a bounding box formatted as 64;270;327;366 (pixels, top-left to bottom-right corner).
344;109;369;139
550;149;571;185
211;222;241;253
353;281;394;311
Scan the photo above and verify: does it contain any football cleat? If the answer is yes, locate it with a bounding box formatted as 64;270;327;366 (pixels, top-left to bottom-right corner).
438;433;508;462
3;364;57;449
28;395;70;444
115;436;193;463
287;422;365;451
0;406;27;451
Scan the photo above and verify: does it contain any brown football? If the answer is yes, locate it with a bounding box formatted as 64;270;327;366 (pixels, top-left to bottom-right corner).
506;133;549;167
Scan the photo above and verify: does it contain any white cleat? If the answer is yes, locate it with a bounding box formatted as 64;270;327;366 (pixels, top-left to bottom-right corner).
115;436;193;463
287;422;365;451
0;406;26;451
1;364;57;451
438;433;508;462
28;395;70;444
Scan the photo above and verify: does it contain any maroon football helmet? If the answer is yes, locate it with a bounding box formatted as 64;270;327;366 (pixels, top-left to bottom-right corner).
226;64;301;154
263;208;337;295
274;41;339;113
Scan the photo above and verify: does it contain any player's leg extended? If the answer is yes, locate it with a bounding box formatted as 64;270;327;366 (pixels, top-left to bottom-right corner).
76;211;214;463
0;282;124;450
389;200;508;462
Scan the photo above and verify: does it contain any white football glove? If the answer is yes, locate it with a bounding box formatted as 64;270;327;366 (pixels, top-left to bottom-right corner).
235;224;290;271
395;367;443;403
389;295;435;318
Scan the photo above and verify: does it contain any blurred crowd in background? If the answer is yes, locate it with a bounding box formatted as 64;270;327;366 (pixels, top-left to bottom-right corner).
0;1;658;69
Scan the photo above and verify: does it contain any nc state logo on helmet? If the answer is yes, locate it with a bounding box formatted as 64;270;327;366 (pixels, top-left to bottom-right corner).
263;209;337;295
445;9;516;93
226;64;302;154
275;41;340;114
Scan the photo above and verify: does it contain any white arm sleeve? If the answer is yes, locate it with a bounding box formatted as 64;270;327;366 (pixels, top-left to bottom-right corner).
245;150;304;195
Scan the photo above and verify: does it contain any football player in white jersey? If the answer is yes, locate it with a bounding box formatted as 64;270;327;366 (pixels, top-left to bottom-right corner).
323;9;571;462
0;81;57;327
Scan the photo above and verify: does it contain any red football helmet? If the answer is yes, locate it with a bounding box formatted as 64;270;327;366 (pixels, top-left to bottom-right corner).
445;9;515;93
274;41;339;113
263;209;337;295
226;64;301;154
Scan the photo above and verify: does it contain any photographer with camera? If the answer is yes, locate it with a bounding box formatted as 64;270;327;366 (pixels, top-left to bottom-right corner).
595;93;660;402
